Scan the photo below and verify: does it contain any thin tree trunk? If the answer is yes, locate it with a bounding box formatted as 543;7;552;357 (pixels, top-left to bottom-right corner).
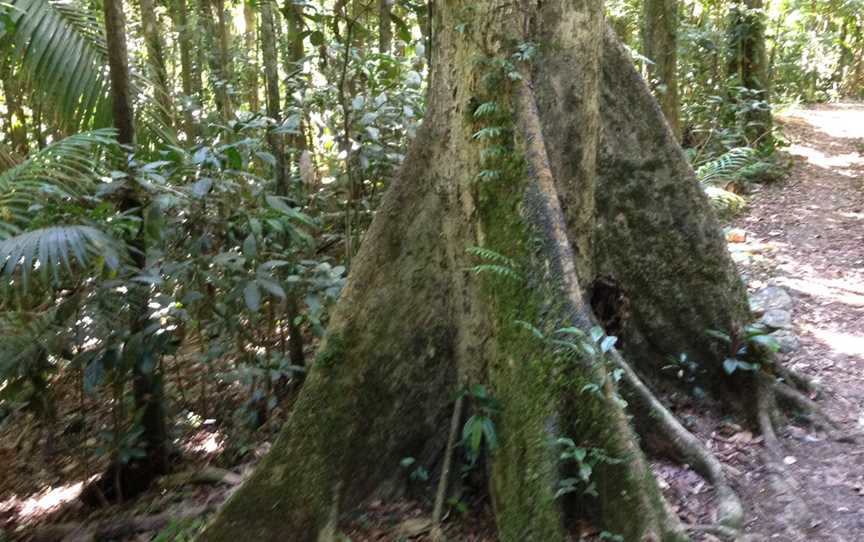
260;0;306;374
642;0;680;139
170;0;201;138
378;0;392;53
199;0;233;120
102;0;168;486
727;0;772;144
139;0;174;128
243;0;259;112
0;64;29;155
260;0;285;194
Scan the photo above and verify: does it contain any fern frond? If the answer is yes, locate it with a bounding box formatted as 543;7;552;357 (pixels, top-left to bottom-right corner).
470;263;523;281
0;225;121;287
695;147;758;186
466;246;517;267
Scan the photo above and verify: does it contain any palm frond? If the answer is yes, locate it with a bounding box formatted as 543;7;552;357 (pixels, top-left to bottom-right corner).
0;129;116;237
6;0;112;130
0;225;121;287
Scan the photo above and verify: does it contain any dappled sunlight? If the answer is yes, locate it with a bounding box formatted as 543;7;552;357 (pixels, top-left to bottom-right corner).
783;104;864;140
786;143;864;171
775;274;864;307
803;327;864;359
0;479;89;525
181;427;226;457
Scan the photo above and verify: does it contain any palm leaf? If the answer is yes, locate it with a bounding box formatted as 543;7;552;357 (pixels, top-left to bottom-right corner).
0;225;120;287
0;129;116;237
6;0;111;130
4;0;177;141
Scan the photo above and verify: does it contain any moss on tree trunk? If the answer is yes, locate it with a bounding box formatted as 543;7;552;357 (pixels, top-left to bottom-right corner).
196;1;752;540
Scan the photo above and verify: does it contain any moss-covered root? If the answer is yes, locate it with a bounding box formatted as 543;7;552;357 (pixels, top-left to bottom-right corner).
613;350;743;531
477;78;688;542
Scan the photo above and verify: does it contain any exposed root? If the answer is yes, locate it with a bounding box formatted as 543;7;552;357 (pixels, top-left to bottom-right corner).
611;351;744;531
756;376;783;459
775;365;822;396
30;503;214;542
686;523;742;541
430;394;464;542
772;381;857;443
755;375;813;535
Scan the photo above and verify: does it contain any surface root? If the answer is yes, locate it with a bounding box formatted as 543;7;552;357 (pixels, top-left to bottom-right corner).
612;351;745;531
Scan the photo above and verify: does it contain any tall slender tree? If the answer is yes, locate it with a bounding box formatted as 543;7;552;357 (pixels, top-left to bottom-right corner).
103;0;168;488
243;0;260;112
139;0;174;127
170;0;202;138
642;0;680;139
727;0;773;144
378;0;392;53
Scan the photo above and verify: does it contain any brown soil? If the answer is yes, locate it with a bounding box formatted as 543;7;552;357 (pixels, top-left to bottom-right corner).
731;103;864;541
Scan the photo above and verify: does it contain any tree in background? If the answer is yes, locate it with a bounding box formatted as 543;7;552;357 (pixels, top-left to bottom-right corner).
643;0;681;139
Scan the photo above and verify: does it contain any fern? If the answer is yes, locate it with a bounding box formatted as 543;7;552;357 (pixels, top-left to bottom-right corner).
695;147;765;214
695;147;759;187
466;246;522;281
473;101;499;118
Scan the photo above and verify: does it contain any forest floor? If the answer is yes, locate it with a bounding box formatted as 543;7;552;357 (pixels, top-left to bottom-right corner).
2;104;863;542
725;102;864;541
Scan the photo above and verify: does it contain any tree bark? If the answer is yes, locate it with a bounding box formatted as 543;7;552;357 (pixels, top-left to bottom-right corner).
102;0;168;487
199;0;234;121
726;0;773;145
139;0;174;128
169;0;201;139
378;0;392;53
243;0;259;112
641;0;680;140
197;2;752;541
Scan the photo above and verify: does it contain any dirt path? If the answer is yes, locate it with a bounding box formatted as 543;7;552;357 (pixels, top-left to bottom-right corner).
733;103;864;541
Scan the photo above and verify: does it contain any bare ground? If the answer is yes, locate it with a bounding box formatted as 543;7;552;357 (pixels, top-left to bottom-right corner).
731;103;864;541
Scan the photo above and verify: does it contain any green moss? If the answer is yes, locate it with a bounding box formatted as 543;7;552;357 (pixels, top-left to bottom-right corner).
467;66;684;541
314;333;345;368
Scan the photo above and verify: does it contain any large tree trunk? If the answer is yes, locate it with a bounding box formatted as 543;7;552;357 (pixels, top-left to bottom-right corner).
198;2;751;541
641;0;680;140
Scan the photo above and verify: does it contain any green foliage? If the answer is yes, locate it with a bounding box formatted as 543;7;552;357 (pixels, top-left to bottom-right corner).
0;129;117;237
706;324;780;375
0;226;120;285
467;246;523;282
553;436;622;499
460;384;499;466
4;0;111;130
